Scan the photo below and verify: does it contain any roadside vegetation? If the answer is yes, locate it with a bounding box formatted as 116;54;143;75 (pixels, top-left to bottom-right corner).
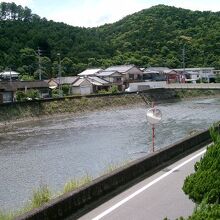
165;126;220;220
0;161;125;220
181;126;220;219
0;185;52;220
0;178;91;220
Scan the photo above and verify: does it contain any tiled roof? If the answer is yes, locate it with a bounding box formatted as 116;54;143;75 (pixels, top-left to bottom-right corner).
87;76;109;86
72;76;109;87
105;65;135;73
72;78;90;86
144;67;171;72
52;77;79;85
96;70;121;77
0;81;49;91
78;68;103;76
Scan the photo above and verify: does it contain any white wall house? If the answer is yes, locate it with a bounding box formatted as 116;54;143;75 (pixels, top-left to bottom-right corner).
72;78;93;95
96;70;122;83
105;65;143;83
174;67;215;83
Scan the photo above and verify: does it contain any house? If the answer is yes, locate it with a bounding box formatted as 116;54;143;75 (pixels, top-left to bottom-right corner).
71;78;93;95
184;71;200;83
0;82;14;103
86;76;110;92
96;70;123;91
0;70;20;81
174;67;215;83
143;67;169;81
71;76;110;95
47;77;79;89
78;68;103;77
166;70;185;84
0;81;50;103
144;67;171;74
142;70;166;81
104;65;143;87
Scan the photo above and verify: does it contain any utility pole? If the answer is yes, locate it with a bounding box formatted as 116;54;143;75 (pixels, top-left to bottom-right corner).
37;47;42;80
57;53;62;97
9;67;12;82
182;43;186;72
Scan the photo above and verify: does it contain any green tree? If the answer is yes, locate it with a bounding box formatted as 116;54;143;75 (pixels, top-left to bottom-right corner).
61;57;73;76
20;48;37;75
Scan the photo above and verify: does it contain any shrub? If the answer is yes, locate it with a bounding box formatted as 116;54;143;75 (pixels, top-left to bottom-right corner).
187;203;220;220
51;89;60;98
181;125;220;219
109;85;119;94
15;91;27;101
15;90;40;101
62;85;70;96
26;89;40;100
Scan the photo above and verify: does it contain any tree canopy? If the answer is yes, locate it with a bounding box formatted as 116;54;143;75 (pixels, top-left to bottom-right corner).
0;3;220;78
181;127;220;219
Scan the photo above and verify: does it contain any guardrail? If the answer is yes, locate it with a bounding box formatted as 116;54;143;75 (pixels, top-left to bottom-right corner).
16;125;220;220
165;83;220;89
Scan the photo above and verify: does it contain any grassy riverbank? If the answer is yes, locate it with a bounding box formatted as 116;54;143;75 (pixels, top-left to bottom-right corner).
0;89;220;126
0;161;126;220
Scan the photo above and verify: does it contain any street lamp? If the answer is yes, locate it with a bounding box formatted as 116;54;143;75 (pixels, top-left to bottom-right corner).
57;53;62;97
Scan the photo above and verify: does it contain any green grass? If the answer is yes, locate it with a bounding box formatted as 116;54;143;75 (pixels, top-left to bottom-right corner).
0;160;130;219
0;211;14;220
30;185;52;208
63;175;92;193
0;177;92;219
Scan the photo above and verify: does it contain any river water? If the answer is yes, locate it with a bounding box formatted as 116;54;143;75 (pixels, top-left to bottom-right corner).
0;97;220;211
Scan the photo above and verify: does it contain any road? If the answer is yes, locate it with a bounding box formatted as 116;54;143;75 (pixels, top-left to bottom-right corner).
77;147;206;220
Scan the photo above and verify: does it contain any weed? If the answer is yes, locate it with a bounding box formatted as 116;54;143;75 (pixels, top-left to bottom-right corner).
63;175;92;193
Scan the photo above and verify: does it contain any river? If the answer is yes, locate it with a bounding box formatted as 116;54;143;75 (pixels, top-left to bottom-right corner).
0;97;220;211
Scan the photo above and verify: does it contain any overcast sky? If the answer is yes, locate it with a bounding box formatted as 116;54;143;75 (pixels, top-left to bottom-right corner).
1;0;220;27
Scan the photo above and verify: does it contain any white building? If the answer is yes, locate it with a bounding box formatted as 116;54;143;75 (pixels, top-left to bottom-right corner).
174;67;215;83
0;70;20;80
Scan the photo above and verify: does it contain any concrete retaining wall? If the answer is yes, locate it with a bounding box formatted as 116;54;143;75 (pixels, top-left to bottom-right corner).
16;126;219;220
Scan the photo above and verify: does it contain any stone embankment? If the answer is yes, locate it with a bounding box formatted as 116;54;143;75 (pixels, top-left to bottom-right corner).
0;88;219;125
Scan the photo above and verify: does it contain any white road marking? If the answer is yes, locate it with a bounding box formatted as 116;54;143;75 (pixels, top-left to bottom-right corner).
92;149;206;220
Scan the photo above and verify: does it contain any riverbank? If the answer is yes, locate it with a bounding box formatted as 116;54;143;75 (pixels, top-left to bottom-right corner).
0;89;220;129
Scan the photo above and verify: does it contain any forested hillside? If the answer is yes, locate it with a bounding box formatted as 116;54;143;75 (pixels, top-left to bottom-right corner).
0;2;220;78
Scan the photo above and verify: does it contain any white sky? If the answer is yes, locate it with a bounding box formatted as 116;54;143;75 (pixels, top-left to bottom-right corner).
1;0;220;27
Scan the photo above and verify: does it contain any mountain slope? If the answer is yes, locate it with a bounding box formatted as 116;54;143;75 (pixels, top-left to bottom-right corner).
0;3;220;77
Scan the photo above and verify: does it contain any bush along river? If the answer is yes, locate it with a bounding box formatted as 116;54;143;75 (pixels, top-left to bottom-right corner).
0;97;220;211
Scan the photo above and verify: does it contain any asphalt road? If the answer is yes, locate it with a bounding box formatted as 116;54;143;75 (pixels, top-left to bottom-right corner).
78;147;206;220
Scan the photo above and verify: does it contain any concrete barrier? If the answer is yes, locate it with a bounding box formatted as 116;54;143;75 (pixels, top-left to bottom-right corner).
16;126;219;220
